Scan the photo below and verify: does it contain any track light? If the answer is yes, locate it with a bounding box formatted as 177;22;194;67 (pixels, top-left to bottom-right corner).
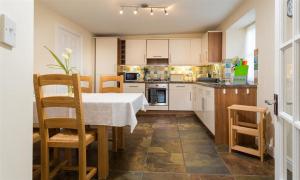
119;8;124;15
119;4;169;16
164;8;168;16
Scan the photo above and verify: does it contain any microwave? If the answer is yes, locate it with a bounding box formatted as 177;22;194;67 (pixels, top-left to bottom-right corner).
124;72;140;81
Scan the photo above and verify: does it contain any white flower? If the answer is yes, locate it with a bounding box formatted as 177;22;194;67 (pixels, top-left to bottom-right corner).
65;48;72;54
62;53;69;60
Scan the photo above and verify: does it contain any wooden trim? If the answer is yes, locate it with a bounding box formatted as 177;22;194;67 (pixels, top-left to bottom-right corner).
41;96;76;108
231;145;260;156
80;76;93;93
45;118;77;129
38;74;73;86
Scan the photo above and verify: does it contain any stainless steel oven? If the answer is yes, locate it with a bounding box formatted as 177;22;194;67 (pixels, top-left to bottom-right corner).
146;83;168;106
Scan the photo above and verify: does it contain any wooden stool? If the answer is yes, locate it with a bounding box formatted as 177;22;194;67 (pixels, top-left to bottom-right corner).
228;105;268;162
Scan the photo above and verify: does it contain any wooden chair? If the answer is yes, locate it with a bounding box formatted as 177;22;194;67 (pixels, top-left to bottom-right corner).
228;105;268;162
34;74;97;180
99;75;124;152
80;76;93;93
33;131;41;177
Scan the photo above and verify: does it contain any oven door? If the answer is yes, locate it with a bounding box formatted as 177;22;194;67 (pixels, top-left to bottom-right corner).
146;88;168;106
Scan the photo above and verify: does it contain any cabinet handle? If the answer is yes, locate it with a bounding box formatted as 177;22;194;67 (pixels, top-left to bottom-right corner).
202;97;205;111
246;88;250;94
153;55;162;58
129;86;139;88
235;89;238;95
176;85;185;87
223;89;226;94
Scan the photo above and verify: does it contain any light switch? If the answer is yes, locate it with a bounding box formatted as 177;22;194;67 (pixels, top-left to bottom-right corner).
0;14;16;47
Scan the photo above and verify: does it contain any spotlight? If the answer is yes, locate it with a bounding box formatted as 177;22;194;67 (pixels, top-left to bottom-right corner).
150;8;154;16
133;8;138;15
164;8;168;15
119;8;124;15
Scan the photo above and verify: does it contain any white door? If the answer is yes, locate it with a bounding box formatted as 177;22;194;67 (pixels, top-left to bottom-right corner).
95;37;118;92
275;0;300;179
48;25;82;95
126;39;146;65
169;39;191;65
55;26;82;73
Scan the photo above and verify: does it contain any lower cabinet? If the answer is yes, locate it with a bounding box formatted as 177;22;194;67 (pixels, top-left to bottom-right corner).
169;84;192;111
124;83;145;94
193;84;215;135
214;87;257;145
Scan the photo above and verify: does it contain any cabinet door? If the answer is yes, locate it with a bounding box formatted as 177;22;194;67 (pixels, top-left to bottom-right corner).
169;84;192;111
204;87;215;135
124;83;145;94
208;32;222;63
146;40;169;59
95;37;118;92
169;39;191;65
201;33;208;65
190;39;201;65
126;40;146;65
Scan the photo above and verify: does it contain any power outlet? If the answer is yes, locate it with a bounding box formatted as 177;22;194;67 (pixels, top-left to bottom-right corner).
0;14;16;47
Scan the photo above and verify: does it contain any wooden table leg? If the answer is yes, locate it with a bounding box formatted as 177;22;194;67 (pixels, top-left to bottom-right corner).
117;127;125;150
97;126;109;180
112;127;118;152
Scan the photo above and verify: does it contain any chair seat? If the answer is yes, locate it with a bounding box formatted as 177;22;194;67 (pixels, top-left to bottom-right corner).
48;130;96;148
33;132;41;144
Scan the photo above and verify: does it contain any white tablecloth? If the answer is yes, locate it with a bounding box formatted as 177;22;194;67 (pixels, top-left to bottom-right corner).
33;93;148;132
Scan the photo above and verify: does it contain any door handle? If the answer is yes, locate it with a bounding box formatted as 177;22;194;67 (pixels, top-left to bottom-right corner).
265;94;278;116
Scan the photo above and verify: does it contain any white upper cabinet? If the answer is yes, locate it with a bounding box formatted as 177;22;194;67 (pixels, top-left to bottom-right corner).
126;39;146;65
169;39;191;65
146;40;169;59
190;39;202;65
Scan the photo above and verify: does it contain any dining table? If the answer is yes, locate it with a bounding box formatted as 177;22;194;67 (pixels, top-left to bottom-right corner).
33;93;148;179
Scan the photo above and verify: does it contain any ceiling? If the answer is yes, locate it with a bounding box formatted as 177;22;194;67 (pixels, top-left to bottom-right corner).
39;0;244;35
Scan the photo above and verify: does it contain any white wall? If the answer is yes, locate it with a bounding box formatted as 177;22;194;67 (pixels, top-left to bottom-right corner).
226;28;246;58
218;0;275;156
34;0;95;76
0;0;34;179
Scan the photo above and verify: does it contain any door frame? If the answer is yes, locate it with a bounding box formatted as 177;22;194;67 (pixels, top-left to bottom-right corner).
275;0;300;179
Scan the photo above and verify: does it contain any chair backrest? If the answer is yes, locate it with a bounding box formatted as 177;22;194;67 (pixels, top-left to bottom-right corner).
100;75;124;93
80;76;93;93
33;74;86;144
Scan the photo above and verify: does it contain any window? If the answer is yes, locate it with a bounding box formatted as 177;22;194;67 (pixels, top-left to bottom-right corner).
244;23;256;83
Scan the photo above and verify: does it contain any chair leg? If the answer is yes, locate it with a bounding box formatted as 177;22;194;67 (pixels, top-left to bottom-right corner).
41;142;49;180
78;146;87;180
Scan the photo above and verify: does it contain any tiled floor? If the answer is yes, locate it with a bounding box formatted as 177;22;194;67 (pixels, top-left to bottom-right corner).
37;114;274;180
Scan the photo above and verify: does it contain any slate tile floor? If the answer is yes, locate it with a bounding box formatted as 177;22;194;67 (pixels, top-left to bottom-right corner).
38;114;274;180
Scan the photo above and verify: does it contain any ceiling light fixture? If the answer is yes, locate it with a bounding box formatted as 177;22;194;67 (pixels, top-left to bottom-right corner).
119;8;124;15
164;8;168;16
119;4;169;16
133;8;138;15
150;8;154;16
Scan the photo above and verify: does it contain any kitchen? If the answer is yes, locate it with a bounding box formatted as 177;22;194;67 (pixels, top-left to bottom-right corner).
33;0;275;179
2;0;290;179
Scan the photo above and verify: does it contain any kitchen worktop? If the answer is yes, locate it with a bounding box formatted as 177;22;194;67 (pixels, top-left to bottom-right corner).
125;81;257;88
